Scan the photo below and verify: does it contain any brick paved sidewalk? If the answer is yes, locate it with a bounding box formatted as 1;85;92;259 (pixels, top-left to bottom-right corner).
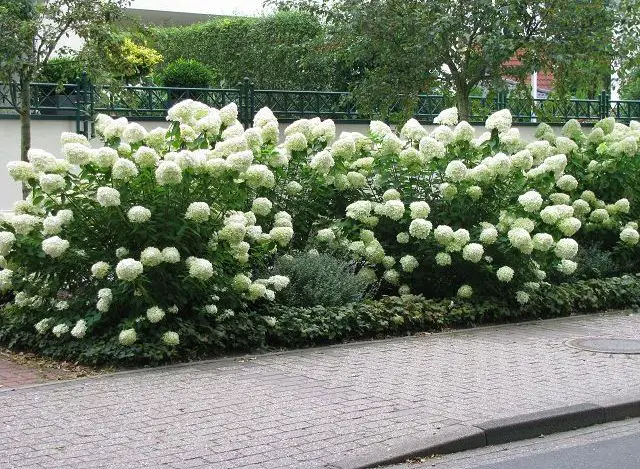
1;312;639;469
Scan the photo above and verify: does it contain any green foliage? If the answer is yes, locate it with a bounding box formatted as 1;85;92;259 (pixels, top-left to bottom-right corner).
3;274;639;365
159;59;217;88
37;57;84;84
269;252;374;307
151;11;340;90
271;0;626;120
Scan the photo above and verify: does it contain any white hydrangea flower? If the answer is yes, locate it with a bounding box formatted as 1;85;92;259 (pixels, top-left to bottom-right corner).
284;132;308;152
454;121;475;141
510;149;533;170
383;269;400;284
433;107;458;126
589;208;610;223
396;232;410;244
400;118;428;141
221;122;245;140
445;160;468;182
549;193;571;205
122;122;148;144
161;247;180;264
620;227;640;245
162;331;180;346
409;218;432;239
140;247;163;267
119;328;137;345
146;306;165;323
398;284;411;295
615;198;630;214
247;282;268;300
155;161;182;185
52;323;70;337
346;171;367;188
28;149;57;172
243;164;275;188
0;232;16;256
518;191;543;213
507;228;533;254
286;181;303;195
146;126;169;148
42;236;69;258
184;202;210;223
380;200;404;220
556;174;578;192
434;225;455;246
457;284;473;298
96;187;121;207
399;255;418;272
496;266;514;283
61;131;89;146
479;225;498;245
71;319;87;338
381;255;395;269
556;259;578;275
251;198;273;217
316;228;335;243
309;150;335;175
409;201;430;219
435;252;452;266
557;217;582;237
91;147;117;169
540;204;574;224
0;268;13;291
123;206;151;224
346;200;372;222
466;186;482;200
188;257;213;281
485;109;512;133
91;261;110;279
440;183;458;200
10;214;41;235
515;291;530;305
7;161;36;182
419;136;446;160
431;125;454;145
370;120;393;136
34;317;54;334
103;117;128;140
268;275;290;292
532;233;554;252
38;174;65;194
462;243;484;263
554;238;579;260
111;158;139;182
285;119;312;139
512;218;536;233
63;143;92;166
116;258;144;281
133;146;159;168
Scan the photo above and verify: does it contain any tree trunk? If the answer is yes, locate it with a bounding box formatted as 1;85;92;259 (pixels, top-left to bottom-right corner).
455;90;471;122
19;72;31;199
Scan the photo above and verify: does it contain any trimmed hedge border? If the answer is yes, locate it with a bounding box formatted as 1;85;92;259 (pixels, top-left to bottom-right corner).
1;275;639;366
264;275;640;348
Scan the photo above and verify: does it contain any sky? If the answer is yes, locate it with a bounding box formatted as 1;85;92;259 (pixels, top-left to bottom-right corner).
129;0;270;16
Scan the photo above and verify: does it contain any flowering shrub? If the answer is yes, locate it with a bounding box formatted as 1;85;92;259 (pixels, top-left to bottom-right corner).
2;97;640;362
1;100;301;358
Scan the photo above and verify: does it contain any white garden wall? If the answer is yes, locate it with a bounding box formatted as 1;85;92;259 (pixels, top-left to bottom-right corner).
0;118;546;212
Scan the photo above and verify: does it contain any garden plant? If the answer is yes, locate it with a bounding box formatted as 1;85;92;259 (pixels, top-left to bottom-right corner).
1;99;639;365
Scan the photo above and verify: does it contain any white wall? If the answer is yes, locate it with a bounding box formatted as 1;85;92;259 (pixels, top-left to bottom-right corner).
0;118;552;212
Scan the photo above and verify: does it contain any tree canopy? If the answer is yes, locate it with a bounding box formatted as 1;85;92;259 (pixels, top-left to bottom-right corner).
268;0;632;120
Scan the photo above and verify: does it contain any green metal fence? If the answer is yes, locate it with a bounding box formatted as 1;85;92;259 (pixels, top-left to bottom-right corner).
1;75;639;136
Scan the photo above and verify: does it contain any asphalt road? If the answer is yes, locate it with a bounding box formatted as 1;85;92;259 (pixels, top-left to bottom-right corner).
386;419;640;469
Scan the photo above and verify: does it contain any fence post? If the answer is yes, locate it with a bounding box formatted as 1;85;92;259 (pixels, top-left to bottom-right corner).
237;77;254;128
599;90;609;119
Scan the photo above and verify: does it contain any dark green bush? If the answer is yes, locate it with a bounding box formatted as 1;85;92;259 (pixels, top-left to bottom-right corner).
38;57;84;84
2;275;638;366
269;252;375;307
159;59;217;88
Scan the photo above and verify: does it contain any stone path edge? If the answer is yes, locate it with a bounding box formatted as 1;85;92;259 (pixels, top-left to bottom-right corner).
0;311;621;395
326;397;640;469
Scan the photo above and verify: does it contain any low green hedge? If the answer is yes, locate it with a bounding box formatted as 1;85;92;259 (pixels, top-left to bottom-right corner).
1;275;639;366
264;275;640;348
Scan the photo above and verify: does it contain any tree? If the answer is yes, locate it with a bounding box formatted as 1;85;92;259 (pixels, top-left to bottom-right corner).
268;0;622;121
0;0;129;182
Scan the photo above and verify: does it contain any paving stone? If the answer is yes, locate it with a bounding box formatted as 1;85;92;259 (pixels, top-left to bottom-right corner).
0;312;639;468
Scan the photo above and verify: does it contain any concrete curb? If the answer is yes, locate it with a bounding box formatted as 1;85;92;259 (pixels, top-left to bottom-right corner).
327;398;640;469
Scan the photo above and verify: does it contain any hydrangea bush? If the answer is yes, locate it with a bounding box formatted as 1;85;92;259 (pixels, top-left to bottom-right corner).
1;98;639;362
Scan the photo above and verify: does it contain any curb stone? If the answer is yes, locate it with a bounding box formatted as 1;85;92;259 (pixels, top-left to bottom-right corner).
327;399;640;469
